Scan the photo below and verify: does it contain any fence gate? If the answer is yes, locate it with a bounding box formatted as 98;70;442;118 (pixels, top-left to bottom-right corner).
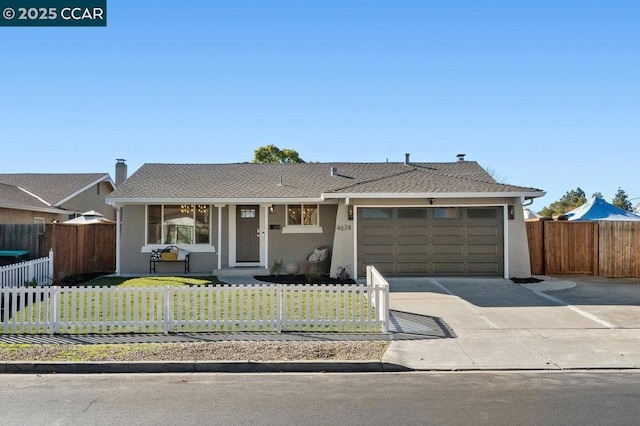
543;221;598;275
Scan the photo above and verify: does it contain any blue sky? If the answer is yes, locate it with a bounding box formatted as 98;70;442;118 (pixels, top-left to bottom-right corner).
1;1;638;210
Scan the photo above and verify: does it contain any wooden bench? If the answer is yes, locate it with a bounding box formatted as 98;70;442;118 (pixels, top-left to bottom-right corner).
149;246;190;274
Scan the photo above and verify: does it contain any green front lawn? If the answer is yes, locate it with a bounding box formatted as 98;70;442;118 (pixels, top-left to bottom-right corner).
76;275;224;288
6;278;379;334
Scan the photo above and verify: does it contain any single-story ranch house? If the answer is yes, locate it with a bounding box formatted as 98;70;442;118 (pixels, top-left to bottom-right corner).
106;155;545;279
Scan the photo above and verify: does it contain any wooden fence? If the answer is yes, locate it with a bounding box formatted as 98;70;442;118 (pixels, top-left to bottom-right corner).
0;223;115;281
44;223;116;281
0;224;46;259
526;220;640;278
0;277;390;335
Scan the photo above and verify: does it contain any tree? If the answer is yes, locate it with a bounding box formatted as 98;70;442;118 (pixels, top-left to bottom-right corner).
612;187;632;211
252;145;305;164
592;192;604;199
538;187;587;218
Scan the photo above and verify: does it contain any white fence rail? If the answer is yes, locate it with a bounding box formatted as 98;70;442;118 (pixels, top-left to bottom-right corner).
1;268;389;334
0;250;54;289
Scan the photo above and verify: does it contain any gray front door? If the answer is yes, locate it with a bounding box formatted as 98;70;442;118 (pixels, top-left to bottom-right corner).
236;205;260;262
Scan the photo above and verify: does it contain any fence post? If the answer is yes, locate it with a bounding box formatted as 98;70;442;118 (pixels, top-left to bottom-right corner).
27;261;35;285
276;285;282;334
51;287;60;334
48;249;54;285
381;279;389;334
163;286;172;334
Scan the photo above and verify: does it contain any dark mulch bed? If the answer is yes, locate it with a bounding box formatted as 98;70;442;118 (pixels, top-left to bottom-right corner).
254;275;356;285
511;277;544;284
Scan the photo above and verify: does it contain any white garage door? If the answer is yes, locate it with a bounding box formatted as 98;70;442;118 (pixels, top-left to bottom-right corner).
357;207;504;276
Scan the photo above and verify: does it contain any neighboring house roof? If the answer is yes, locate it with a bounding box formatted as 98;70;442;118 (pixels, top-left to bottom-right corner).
0;182;69;214
0;173;114;207
107;162;544;204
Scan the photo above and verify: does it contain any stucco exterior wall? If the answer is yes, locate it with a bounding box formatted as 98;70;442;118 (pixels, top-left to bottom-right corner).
0;207;67;224
119;204;220;275
266;204;337;270
119;205;148;274
507;198;532;278
59;181;115;220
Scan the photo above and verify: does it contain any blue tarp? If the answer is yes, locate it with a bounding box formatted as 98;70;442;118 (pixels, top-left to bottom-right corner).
566;197;640;221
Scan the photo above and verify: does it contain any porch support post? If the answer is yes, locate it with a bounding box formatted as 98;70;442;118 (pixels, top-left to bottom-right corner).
217;205;223;270
115;206;121;275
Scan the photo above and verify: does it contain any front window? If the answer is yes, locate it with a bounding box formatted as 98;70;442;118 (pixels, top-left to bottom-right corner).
287;204;319;226
147;204;211;245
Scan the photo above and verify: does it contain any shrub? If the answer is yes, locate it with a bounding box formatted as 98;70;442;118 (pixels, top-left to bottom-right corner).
270;258;284;276
302;261;321;283
336;266;352;282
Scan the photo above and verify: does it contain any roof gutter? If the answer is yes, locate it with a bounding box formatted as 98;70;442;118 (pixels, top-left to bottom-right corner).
106;196;327;207
321;191;546;200
0;202;71;215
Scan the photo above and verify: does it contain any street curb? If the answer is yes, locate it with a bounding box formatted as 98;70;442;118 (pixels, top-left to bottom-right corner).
1;360;412;374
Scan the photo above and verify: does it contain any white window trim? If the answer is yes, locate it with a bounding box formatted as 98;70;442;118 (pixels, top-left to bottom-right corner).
34;217;45;235
283;204;323;233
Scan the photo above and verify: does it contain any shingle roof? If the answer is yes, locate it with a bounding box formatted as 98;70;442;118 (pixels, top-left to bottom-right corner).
107;162;544;201
0;173;111;206
0;183;49;208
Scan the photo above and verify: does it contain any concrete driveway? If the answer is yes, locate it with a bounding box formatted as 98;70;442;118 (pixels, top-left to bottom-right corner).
383;275;640;370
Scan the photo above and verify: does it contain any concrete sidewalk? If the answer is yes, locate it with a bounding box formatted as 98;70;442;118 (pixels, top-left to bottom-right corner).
382;276;640;371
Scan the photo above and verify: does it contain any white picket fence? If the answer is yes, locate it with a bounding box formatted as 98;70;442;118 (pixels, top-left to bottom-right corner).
0;250;54;289
0;266;389;334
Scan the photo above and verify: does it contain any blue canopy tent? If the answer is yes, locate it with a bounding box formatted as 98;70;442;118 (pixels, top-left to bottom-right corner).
566;197;640;221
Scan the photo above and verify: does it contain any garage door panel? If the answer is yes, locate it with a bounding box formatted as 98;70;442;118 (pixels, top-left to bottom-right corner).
431;263;466;274
397;262;434;274
358;207;503;276
359;245;394;255
360;227;394;237
468;226;499;237
397;226;429;237
432;227;464;237
429;236;466;245
467;262;502;274
431;244;465;255
467;244;500;255
397;245;430;255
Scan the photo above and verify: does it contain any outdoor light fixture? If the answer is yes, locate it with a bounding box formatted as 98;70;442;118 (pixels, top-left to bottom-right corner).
428;198;435;205
268;205;275;214
508;205;515;220
347;205;354;221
